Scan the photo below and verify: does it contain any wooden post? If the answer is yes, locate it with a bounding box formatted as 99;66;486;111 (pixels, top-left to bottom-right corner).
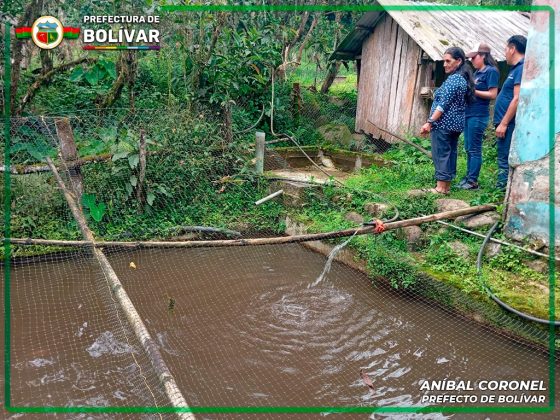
354;155;362;172
44;157;194;420
255;131;265;174
55;118;83;201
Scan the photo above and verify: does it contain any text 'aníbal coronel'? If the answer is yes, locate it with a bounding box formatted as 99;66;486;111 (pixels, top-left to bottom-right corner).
420;380;546;391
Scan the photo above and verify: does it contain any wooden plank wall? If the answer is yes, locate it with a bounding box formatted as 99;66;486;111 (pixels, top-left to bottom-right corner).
409;53;434;133
356;14;431;141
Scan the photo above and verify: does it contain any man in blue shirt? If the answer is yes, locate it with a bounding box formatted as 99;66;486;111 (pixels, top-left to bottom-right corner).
493;35;526;190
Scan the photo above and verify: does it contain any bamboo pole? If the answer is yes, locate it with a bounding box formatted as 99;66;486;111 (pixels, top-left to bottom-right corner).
0;164;51;174
7;204;496;249
44;157;194;420
0;149;163;175
0;153;112;174
7;238;92;246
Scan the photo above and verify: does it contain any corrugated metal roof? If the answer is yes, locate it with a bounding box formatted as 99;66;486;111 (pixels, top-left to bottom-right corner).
330;10;385;60
331;0;530;61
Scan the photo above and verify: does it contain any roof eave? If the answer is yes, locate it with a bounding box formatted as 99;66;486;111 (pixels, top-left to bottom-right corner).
329;11;385;61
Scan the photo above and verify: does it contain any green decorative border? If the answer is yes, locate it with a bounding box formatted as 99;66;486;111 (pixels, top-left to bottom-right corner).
3;3;556;415
3;16;13;417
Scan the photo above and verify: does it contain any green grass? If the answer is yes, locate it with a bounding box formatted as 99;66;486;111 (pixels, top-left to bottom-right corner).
288;52;358;97
328;74;357;97
289;129;554;322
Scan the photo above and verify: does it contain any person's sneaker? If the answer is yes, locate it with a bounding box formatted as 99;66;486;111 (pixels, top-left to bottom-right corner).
457;178;468;188
459;181;480;190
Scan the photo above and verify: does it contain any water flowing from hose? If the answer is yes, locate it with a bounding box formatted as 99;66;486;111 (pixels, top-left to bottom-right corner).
308;229;360;288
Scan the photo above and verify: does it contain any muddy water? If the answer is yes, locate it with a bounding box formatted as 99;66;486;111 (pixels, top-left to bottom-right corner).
1;252;171;418
1;244;558;418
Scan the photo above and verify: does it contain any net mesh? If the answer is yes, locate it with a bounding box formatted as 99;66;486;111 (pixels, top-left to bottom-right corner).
1;107;556;415
1;7;558;418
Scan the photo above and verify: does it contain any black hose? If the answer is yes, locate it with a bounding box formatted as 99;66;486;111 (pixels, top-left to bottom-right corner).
477;221;560;327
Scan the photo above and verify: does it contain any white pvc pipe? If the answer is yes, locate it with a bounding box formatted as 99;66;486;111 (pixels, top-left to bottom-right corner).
255;189;284;205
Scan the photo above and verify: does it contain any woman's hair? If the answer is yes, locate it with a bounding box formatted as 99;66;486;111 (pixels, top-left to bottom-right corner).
444;47;475;104
479;52;498;69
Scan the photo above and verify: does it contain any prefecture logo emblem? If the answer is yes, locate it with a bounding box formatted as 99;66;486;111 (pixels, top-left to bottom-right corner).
31;16;64;49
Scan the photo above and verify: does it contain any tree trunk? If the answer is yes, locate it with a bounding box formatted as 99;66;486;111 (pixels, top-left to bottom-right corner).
97;50;137;109
40;49;53;75
188;11;226;107
17;57;96;114
319;12;342;94
21;43;35;70
136;130;146;212
127;51;137;110
295;13;319;64
10;1;38;114
55;118;83;201
320;61;341;94
281;12;310;67
278;11;319;81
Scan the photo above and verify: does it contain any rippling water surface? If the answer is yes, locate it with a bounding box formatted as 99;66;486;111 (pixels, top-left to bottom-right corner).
2;244;557;418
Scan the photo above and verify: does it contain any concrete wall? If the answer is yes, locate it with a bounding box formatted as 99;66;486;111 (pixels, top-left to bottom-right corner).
505;1;559;252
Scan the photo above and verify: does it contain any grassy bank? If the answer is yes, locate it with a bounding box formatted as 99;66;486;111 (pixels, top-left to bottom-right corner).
285;135;555;324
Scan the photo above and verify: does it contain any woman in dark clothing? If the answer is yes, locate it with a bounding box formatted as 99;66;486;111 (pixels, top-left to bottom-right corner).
458;43;500;190
420;47;475;194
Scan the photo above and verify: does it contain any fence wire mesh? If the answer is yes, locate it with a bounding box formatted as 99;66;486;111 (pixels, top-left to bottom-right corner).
1;105;557;415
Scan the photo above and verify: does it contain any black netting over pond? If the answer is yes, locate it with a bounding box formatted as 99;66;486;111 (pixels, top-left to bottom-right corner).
1;109;557;417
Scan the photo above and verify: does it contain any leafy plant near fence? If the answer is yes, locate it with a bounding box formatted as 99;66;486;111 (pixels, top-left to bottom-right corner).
82;194;106;223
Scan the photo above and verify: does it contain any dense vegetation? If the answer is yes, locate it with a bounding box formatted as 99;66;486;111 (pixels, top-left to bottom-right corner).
1;0;367;247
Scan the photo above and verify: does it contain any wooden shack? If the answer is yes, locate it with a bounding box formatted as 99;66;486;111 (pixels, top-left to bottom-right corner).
331;0;530;141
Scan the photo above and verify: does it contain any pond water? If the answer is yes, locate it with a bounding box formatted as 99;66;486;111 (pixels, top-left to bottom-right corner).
1;244;557;418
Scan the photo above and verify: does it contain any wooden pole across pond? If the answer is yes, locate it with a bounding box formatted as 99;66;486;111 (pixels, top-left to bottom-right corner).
7;204;496;249
44;157;195;420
